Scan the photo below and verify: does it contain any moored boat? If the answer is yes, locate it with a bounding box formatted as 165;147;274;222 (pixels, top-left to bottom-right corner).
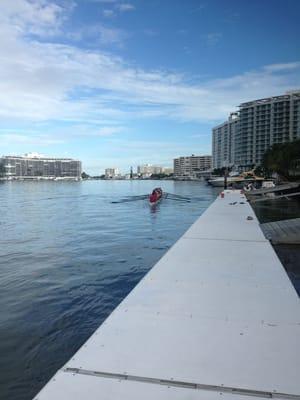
208;170;264;187
149;187;163;206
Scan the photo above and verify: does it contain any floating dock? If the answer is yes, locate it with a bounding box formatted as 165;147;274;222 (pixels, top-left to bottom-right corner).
246;182;300;203
33;190;300;400
261;217;300;244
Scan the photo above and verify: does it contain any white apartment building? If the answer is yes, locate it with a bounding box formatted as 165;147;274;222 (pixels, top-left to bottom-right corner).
105;168;120;178
0;153;81;180
212;112;239;169
161;167;173;175
137;164;163;177
235;90;300;169
173;155;212;178
212;90;300;171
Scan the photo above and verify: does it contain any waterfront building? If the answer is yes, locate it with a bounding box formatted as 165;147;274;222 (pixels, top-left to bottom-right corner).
161;167;173;175
173;155;212;178
0;153;81;180
235;90;300;169
212;112;239;169
105;168;120;179
212;90;300;171
137;164;163;178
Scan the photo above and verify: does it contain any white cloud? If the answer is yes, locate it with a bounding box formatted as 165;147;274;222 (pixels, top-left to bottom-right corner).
0;0;74;38
263;62;300;72
96;126;124;136
102;2;135;17
0;133;65;145
66;23;127;45
0;0;300;133
117;3;135;12
103;8;115;17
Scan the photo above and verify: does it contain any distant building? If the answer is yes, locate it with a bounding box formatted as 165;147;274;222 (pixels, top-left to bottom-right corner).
212;90;300;171
212;112;239;169
173;155;212;178
137;164;163;178
0;153;81;180
105;168;120;179
161;167;173;175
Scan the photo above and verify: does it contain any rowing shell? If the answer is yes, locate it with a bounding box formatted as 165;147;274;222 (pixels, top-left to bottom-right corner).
149;195;163;206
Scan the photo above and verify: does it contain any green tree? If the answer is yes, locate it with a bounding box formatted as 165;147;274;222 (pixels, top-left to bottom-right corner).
0;162;5;177
81;171;90;179
262;140;300;179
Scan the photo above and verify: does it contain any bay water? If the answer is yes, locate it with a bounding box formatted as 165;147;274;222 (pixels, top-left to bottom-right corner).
0;180;218;400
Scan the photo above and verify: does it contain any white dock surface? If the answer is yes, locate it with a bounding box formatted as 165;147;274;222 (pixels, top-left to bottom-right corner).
34;190;300;400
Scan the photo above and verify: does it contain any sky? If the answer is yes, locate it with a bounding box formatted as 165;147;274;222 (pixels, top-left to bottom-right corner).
1;0;300;174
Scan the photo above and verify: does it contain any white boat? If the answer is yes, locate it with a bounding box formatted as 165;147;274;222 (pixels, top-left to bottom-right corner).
208;170;264;187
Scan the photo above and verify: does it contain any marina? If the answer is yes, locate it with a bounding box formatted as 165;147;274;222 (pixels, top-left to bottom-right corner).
1;2;300;400
33;190;300;400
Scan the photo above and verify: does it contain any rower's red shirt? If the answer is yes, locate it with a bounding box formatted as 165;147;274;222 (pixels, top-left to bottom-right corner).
149;193;158;203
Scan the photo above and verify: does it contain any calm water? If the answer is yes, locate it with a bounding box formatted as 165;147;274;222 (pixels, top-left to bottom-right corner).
0;180;219;400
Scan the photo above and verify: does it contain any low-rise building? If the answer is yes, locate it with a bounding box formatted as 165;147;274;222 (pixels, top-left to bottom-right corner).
105;168;120;179
173;155;212;178
161;167;173;175
0;153;81;180
137;164;163;178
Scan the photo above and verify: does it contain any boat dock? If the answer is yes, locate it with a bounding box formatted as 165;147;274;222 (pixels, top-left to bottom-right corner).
246;182;300;203
261;217;300;244
33;190;300;400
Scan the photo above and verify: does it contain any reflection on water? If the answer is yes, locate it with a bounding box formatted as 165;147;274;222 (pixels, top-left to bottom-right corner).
0;180;218;400
1;181;299;399
252;197;300;223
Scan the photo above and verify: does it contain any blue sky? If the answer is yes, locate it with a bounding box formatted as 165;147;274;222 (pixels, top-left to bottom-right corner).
1;0;300;174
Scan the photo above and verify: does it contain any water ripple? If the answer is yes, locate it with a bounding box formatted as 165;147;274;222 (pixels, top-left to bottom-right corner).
0;180;218;400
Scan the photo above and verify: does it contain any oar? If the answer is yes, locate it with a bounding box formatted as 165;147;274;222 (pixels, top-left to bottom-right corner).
111;195;149;203
165;195;191;203
165;193;191;200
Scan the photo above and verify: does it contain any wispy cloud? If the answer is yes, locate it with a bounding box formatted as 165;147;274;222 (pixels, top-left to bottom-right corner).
1;1;300;132
117;3;135;12
263;62;300;72
0;0;74;38
102;1;135;18
90;126;125;136
66;22;127;46
0;133;65;146
203;32;222;46
103;8;115;17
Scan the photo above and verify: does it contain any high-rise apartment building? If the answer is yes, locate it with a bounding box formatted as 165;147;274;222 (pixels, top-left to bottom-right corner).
235;90;300;169
212;90;300;170
0;153;81;180
212;112;239;169
173;155;212;178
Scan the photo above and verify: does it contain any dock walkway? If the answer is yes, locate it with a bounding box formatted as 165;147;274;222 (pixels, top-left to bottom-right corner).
33;190;300;400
